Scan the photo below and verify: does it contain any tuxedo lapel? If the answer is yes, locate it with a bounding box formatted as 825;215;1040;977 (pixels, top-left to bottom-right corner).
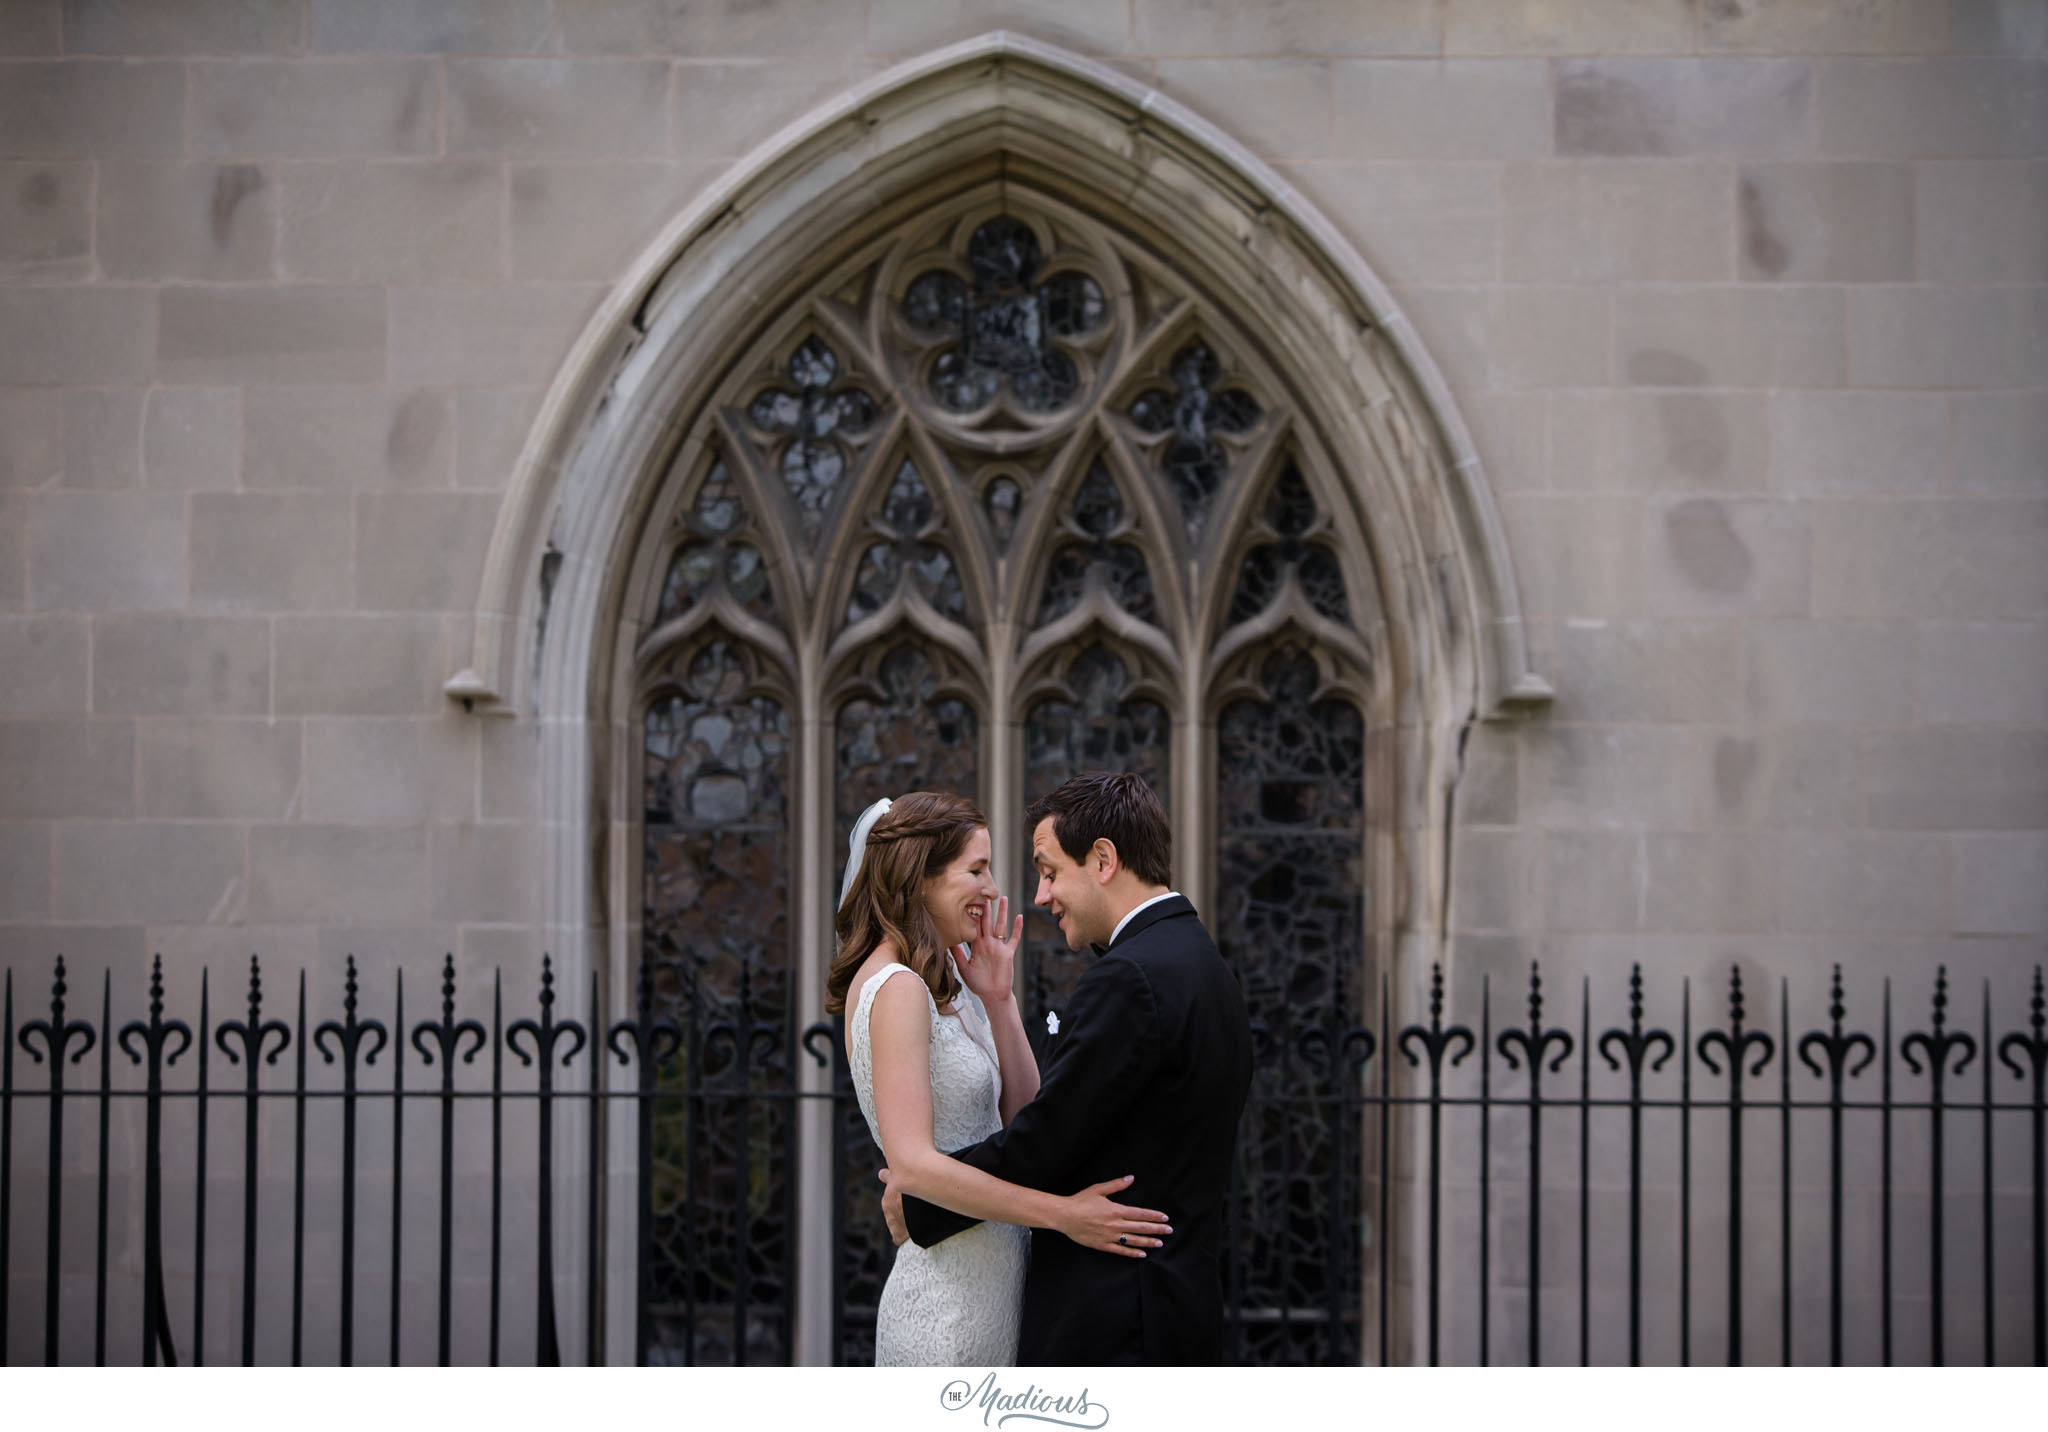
1104;894;1195;952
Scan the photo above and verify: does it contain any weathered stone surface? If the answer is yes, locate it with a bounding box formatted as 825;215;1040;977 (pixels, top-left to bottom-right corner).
447;59;670;158
0;389;61;489
668;57;863;160
0;287;154;384
144;388;239;491
1917;622;2048;726
509;161;715;282
556;0;869;57
1616;286;1846;389
352;493;499;611
1701;0;1950;54
1741;619;1917;725
1647;497;1811;618
1449;826;1540;931
29;491;185;610
1736;161;1913;281
1557;59;1813;157
1404;285;1612;390
307;0;553;54
1916;160;2048;283
1644;832;1777;933
1816;58;2048;157
138;718;301;820
431;822;539;923
0;822;50;916
1775;832;1950;934
274;614;444;715
279;160;503;283
1623;391;1772;494
191;59;438;157
1520;724;1705;830
0;60;184;156
191;493;352;610
62;388;143;489
387;285;600;387
1159;60;1332;159
1446;0;1693;55
0;718;132;818
65;0;304;54
1551;618;1744;724
0;2;60;54
1284;161;1500;286
1332;59;1551;158
159;285;385;385
1704;727;1864;830
92;615;271;715
54;822;246;923
454;388;534;491
0;494;22;609
1544;829;1644;932
1952;1;2048;55
1851;286;2048;389
302;716;474;824
1951;833;2048;935
1951;392;2048;496
1861;729;2048;830
1813;498;2048;620
0;613;85;714
1496;496;1644;618
1771;392;1947;494
1503;161;1733;282
244;388;453;490
1138;0;1438;56
868;0;1131;56
246;824;428;922
0;161;89;278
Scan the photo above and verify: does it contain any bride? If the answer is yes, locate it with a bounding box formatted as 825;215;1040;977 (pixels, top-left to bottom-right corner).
825;791;1171;1366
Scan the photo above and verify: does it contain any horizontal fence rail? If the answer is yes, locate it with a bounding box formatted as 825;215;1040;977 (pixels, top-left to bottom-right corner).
0;953;2042;1365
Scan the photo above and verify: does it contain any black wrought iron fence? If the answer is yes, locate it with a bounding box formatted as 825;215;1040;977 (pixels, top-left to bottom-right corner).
0;952;2042;1366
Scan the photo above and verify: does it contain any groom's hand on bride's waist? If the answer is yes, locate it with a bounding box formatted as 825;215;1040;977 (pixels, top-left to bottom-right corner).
878;1167;909;1247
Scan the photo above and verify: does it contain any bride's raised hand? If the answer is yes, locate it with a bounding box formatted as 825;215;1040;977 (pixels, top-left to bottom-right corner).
955;893;1022;1006
1056;1175;1171;1258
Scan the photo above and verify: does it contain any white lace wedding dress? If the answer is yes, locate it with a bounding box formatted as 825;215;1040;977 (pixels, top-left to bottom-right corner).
849;961;1029;1366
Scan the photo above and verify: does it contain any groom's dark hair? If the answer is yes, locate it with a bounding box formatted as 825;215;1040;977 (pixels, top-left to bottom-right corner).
1027;771;1172;887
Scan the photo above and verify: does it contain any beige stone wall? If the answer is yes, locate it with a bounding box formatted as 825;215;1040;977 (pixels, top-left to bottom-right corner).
1;0;2043;1364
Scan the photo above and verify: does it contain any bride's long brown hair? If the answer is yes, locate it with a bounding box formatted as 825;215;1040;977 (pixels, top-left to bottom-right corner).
824;790;986;1016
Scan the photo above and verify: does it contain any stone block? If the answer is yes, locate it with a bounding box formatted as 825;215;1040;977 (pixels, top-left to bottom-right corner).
307;0;553;53
556;0;870;57
669;58;866;160
1159;60;1332;159
0;389;61;489
28;491;185;610
1455;721;1518;826
1812;498;2048;620
0;161;88;277
1851;286;2048;389
431;822;539;924
138;718;301;820
447;59;669;158
1622;391;1772;494
1331;59;1551;159
1771;392;1947;494
1740;619;1917;726
274;614;445;716
64;0;303;53
0;822;49;916
1457;389;1549;492
302;716;475;824
0;613;86;715
1643;832;1776;933
1951;833;2048;935
1861;729;2048;830
144;388;239;491
867;0;1131;56
1544;829;1643;932
246;824;428;923
1701;0;1949;54
1646;497;1811;618
1445;0;1694;55
1519;724;1704;830
244;388;453;490
159;285;385;385
1816;59;2048;157
1403;286;1611;391
0;60;183;156
62;388;142;488
353;493;499;611
1496;495;1644;619
1703;726;1863;830
1952;1;2048;55
1503;161;1733;283
1557;59;1812;157
1916;160;2048;283
1735;161;1913;281
96;160;277;281
1283;161;1500;287
190;492;352;611
1134;0;1439;56
1551;618;1744;724
509;161;716;282
92;614;271;715
54;822;246;924
387;284;601;388
0;493;23;608
1916;622;2048;725
1951;392;2048;496
0;3;59;54
1615;286;1846;389
0;287;154;384
1775;832;1950;934
191;59;438;157
1448;825;1539;932
279;160;504;284
0;718;132;818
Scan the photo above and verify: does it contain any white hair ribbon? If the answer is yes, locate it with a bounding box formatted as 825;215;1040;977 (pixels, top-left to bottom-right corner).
837;796;894;912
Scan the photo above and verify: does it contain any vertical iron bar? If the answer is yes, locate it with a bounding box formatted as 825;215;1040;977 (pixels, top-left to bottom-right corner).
733;967;753;1365
1426;1022;1441;1366
338;996;358;1366
1929;981;1948;1368
683;961;699;1364
1881;979;1892;1367
1578;979;1590;1367
1;970;12;1365
194;971;209;1367
1479;976;1491;1368
1680;979;1692;1368
140;970;163;1366
1982;982;1993;1367
292;971;307;1367
37;963;67;1366
533;967;561;1367
388;972;403;1367
489;970;503;1368
1780;980;1791;1367
1725;987;1744;1368
1377;972;1389;1368
587;972;602;1366
94;972;110;1366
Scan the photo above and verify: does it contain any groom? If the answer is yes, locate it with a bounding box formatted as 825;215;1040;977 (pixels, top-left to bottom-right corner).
881;770;1253;1365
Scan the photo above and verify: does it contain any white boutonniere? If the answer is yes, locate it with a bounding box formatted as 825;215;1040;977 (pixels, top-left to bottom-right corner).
1045;1010;1061;1035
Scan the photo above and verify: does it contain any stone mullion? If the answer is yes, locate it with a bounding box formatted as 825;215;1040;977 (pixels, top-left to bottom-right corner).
791;642;835;1366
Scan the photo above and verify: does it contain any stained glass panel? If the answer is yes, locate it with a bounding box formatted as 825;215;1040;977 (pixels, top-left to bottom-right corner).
843;460;966;626
1225;463;1350;627
746;337;878;539
1034;460;1159;626
1127;340;1261;541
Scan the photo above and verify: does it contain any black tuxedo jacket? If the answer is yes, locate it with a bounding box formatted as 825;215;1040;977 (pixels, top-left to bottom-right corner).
901;895;1253;1365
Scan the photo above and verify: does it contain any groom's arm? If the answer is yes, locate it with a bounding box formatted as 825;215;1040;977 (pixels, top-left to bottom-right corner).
901;953;1161;1248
